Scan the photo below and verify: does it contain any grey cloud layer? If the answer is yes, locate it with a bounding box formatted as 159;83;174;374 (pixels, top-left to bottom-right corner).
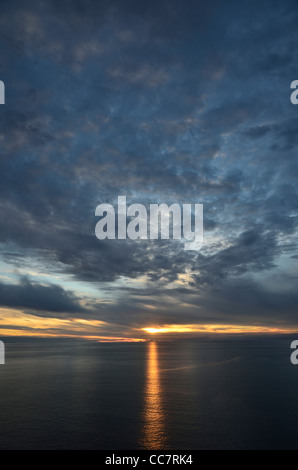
0;0;298;331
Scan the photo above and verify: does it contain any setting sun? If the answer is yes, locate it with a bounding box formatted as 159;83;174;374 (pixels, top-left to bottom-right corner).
141;324;298;335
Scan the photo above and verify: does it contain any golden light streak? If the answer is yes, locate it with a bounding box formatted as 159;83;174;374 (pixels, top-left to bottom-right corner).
1;307;297;343
0;328;145;342
0;308;144;342
142;324;298;335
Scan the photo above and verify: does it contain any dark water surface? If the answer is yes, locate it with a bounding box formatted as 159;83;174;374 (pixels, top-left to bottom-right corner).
0;336;298;450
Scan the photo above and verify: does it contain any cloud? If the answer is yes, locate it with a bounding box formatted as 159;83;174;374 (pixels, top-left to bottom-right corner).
242;125;272;139
0;0;298;337
0;277;85;314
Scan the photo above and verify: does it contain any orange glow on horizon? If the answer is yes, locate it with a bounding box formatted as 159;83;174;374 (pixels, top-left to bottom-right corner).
1;307;297;343
141;324;298;335
0;328;145;342
0;308;145;343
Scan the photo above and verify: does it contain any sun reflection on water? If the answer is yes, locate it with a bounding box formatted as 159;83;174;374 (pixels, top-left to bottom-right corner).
140;341;166;449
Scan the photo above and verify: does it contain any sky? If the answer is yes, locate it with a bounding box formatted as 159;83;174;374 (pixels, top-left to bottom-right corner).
0;0;298;341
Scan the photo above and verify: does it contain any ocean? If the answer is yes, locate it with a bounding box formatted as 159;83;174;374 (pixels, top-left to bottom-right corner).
0;336;297;450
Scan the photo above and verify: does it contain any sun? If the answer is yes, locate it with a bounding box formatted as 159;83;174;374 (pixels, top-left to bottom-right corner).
143;327;162;334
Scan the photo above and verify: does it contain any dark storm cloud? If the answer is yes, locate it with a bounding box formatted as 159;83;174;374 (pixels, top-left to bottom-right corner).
0;277;84;313
195;277;298;326
0;0;298;332
191;230;277;286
